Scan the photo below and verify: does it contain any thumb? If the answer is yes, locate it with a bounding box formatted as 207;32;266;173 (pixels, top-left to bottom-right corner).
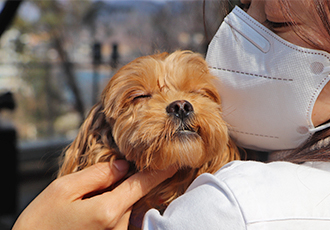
60;160;130;199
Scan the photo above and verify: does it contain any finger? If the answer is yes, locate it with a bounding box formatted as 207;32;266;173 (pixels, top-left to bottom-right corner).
58;160;129;199
105;165;178;214
112;207;132;230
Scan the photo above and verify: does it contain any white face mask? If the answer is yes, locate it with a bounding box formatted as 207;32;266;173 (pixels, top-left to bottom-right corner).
206;6;330;151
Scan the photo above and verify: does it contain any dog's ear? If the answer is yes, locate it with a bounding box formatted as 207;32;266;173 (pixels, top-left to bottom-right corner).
58;102;119;177
197;138;240;176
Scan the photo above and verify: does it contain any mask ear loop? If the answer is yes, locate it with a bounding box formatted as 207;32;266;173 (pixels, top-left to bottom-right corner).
308;64;330;133
310;122;330;133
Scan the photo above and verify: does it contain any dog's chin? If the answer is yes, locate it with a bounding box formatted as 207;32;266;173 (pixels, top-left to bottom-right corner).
125;132;207;171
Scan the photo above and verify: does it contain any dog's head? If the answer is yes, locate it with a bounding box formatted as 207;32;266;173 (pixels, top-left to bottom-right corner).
58;50;239;207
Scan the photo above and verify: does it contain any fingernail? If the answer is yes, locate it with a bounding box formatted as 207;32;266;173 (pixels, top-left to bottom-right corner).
113;160;130;173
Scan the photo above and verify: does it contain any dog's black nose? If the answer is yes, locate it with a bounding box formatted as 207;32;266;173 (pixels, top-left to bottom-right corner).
166;100;194;120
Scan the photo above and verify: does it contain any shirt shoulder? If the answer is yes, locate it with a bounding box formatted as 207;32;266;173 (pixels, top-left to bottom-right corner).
206;161;330;228
143;161;330;230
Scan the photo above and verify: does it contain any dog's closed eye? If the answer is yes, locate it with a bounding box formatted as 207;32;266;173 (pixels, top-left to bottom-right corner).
132;93;152;102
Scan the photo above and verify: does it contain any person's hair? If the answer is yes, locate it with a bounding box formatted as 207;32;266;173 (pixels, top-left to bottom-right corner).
279;0;330;53
204;0;330;162
284;128;330;163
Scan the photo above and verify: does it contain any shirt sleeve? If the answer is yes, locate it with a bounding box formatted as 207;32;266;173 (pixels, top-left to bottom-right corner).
142;172;246;230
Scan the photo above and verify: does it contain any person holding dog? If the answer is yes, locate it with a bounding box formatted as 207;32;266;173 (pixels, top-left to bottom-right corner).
13;0;330;229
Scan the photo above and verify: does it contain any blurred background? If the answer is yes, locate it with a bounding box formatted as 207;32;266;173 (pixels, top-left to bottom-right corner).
0;0;239;228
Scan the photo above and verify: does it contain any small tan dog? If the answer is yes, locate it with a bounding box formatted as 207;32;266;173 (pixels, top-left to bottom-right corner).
58;50;239;227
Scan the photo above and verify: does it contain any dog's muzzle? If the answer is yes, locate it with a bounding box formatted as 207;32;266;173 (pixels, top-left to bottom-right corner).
166;100;197;135
166;100;194;121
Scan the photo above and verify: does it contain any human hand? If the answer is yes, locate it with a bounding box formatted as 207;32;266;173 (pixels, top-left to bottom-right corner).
13;160;177;230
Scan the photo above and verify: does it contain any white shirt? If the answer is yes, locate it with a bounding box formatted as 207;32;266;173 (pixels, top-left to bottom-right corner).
143;161;330;229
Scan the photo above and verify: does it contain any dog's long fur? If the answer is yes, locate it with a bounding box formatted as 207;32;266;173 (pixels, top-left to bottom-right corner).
58;50;239;215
